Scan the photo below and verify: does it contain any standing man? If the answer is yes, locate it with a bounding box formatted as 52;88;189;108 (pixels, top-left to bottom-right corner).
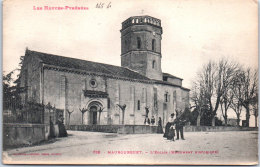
175;111;186;140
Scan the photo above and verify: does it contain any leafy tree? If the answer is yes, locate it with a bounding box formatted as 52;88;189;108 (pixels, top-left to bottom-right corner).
3;55;25;110
3;70;22;110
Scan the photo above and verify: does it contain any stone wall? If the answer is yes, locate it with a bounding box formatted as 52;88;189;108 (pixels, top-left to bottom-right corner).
120;18;163;80
20;52;42;103
184;126;258;132
42;68;189;126
121;24;162;54
3;123;49;149
167;77;182;86
67;124;123;133
67;125;258;134
67;125;157;134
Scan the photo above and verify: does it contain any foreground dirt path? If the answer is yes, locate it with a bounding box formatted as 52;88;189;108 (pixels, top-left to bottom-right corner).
3;130;258;165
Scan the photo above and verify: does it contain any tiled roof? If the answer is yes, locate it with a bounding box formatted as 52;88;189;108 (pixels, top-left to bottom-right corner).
163;73;183;80
24;49;189;91
153;79;190;91
25;49;150;81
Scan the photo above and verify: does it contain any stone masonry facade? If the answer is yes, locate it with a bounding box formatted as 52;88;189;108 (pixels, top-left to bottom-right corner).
19;15;190;127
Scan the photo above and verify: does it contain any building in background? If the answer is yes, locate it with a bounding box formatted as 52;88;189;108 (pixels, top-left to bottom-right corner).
226;118;238;126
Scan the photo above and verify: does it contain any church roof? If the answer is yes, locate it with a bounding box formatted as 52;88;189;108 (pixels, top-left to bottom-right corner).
163;73;183;80
25;49;151;81
24;49;190;91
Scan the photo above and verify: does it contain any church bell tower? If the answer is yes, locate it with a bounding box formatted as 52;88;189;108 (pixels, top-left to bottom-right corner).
120;16;163;80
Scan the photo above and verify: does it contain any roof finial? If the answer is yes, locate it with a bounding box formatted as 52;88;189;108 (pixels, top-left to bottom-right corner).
141;9;144;15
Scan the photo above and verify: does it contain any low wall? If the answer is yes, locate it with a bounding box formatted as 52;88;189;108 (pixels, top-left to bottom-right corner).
184;126;258;132
67;125;158;134
67;125;123;133
118;125;157;134
67;125;258;134
3;123;49;149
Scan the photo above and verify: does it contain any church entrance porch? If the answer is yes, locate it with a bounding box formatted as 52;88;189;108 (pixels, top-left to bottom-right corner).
87;101;103;125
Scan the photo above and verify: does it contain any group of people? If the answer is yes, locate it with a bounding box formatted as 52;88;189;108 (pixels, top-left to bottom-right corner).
144;116;164;133
143;112;186;141
163;113;185;141
49;115;68;138
144;115;156;125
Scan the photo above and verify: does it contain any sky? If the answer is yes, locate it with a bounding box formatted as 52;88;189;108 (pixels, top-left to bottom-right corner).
3;0;258;125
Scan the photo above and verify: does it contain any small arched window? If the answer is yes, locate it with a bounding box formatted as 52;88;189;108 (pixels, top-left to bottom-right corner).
137;37;141;49
107;98;110;109
164;92;169;102
152;60;156;69
124;40;127;51
152;39;156;51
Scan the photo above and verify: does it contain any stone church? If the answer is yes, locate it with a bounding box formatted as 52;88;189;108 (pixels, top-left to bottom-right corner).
19;15;190;126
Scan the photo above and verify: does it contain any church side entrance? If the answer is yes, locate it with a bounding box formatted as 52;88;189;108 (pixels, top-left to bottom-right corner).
87;101;103;125
89;106;97;125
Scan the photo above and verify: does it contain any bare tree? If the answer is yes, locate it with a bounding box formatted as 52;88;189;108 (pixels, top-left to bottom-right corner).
66;109;74;126
230;70;243;126
233;68;258;127
194;59;238;126
145;106;149;117
251;92;258;127
79;108;88;124
230;97;243;126
98;107;105;125
191;82;207;126
199;61;220;126
220;92;233;126
117;104;126;124
220;61;239;126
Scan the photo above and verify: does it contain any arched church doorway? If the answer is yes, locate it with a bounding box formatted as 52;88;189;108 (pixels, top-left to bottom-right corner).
90;106;98;125
87;101;103;125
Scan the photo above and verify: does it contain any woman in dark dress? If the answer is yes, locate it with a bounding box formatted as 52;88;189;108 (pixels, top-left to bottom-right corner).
57;116;68;137
157;117;164;133
167;125;175;141
163;113;174;138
